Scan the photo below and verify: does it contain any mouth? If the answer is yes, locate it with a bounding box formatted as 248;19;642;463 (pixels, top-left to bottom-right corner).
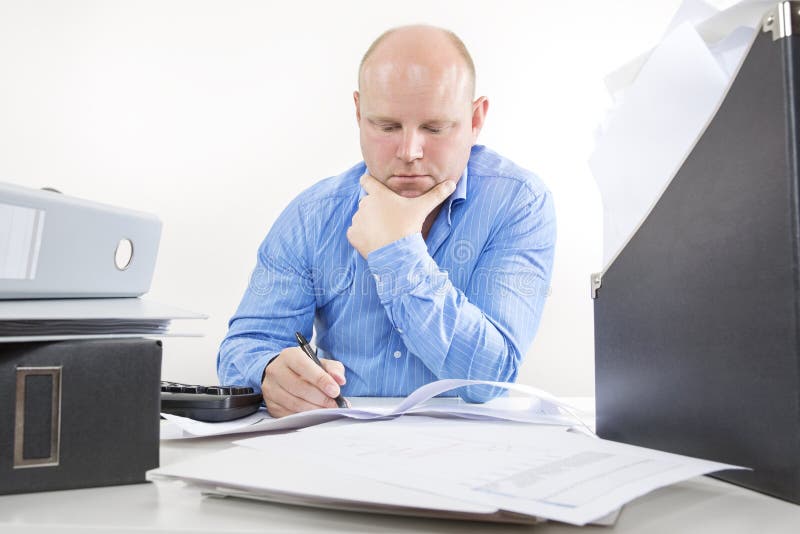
387;175;432;198
391;174;430;180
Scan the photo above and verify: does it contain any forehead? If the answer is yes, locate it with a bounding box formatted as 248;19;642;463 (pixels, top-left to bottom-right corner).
360;61;472;119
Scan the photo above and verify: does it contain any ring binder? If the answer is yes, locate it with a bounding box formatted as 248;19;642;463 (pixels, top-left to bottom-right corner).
0;182;161;299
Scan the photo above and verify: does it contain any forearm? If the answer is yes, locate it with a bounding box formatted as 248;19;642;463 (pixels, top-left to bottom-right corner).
217;318;285;392
367;234;549;402
217;210;317;392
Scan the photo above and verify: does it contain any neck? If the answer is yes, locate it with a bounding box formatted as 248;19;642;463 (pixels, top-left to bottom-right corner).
422;206;442;240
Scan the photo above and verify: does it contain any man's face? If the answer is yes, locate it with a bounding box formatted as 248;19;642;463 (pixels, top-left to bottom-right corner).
355;62;486;198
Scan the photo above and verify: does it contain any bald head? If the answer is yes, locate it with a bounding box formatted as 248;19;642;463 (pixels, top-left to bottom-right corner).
358;25;476;99
353;24;488;199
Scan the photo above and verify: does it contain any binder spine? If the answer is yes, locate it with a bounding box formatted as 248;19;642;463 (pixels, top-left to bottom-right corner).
783;31;800;483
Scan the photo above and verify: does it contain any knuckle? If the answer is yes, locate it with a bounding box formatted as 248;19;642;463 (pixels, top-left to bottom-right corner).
265;400;283;418
325;360;345;374
316;374;334;392
287;396;306;414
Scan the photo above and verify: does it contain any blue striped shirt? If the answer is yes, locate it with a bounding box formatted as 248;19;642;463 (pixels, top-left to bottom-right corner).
217;145;556;402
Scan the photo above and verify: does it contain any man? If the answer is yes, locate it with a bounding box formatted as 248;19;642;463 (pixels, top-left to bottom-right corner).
217;25;556;417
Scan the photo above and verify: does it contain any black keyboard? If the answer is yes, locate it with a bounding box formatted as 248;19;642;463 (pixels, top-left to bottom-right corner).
160;381;263;422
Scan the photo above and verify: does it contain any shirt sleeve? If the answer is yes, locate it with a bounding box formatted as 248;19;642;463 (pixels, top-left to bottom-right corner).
365;188;556;403
216;197;316;393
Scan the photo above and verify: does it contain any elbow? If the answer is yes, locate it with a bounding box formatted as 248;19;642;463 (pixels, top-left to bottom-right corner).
457;383;510;403
458;342;521;403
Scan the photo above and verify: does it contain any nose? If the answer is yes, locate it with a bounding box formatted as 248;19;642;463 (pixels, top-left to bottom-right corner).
396;128;423;162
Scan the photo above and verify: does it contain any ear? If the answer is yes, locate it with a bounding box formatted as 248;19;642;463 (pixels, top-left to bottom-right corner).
353;91;361;123
470;96;489;141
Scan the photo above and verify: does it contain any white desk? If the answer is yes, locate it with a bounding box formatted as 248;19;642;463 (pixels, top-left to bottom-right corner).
1;410;799;532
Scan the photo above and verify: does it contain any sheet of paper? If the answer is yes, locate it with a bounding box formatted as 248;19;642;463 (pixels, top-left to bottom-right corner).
235;417;743;526
160;378;585;439
0;297;206;320
590;22;730;268
148;444;542;524
591;0;770;270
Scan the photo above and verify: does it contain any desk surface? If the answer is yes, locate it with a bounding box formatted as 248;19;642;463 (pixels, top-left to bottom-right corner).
1;407;799;533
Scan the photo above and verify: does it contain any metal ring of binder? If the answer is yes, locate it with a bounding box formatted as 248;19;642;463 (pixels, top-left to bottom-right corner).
114;238;134;271
763;1;800;40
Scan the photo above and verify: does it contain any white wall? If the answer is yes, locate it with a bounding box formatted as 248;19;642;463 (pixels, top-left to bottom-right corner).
0;0;694;395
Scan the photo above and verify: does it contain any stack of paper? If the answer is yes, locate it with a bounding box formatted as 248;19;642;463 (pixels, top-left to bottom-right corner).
152;379;742;525
151;415;742;526
0;298;206;342
590;0;773;269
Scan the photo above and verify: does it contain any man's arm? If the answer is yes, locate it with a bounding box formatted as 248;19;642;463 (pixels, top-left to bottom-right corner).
362;184;556;402
216;198;344;416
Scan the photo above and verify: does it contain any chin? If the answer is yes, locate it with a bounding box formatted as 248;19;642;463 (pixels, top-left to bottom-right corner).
397;190;425;198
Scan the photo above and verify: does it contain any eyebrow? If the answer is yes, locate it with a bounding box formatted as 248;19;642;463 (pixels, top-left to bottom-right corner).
367;117;400;124
366;117;456;126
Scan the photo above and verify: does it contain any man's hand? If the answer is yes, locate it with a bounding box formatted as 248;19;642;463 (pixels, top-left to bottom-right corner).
346;174;456;258
262;346;346;418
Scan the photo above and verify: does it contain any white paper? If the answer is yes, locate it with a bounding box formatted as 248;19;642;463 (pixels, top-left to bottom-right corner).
234;417;743;526
160;378;586;439
0;297;207;340
149;444;541;524
591;0;771;270
664;0;719;35
590;22;729;268
0;297;206;320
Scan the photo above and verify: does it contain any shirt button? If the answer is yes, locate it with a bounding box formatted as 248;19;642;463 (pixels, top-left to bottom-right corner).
396;328;404;334
393;350;402;359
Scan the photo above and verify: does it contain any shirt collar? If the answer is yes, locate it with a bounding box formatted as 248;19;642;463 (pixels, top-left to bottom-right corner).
444;166;468;225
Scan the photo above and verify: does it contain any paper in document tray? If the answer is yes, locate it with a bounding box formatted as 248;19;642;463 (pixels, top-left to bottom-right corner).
0;298;207;341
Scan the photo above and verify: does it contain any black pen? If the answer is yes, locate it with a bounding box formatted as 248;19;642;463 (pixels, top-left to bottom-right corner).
295;331;349;409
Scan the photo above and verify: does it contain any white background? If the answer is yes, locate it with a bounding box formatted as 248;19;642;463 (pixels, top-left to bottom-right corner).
0;0;737;395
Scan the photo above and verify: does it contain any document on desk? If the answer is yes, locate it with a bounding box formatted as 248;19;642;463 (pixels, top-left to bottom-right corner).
160;378;587;439
150;417;742;526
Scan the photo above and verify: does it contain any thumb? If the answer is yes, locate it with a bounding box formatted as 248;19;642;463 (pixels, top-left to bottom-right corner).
417;180;456;210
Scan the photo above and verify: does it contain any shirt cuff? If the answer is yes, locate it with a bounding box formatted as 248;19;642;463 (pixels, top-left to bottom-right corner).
245;350;280;393
367;233;434;303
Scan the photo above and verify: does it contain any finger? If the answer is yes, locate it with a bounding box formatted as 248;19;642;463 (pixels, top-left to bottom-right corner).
320;359;346;385
416;180;456;211
264;398;291;418
359;173;389;196
285;349;342;398
270;380;336;414
273;372;336;409
262;375;299;418
285;367;339;407
264;351;339;407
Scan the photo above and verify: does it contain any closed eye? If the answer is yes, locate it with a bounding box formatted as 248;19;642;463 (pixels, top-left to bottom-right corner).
368;119;401;132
